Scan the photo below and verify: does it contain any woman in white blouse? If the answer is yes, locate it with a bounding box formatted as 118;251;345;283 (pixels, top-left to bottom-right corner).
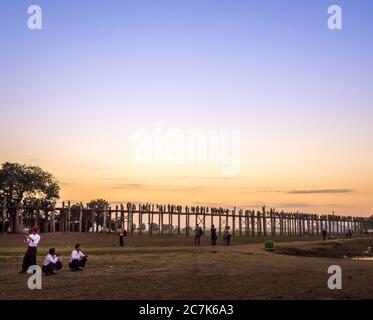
20;226;41;273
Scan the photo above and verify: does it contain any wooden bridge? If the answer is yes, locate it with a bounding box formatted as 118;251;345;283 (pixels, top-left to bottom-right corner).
1;198;370;237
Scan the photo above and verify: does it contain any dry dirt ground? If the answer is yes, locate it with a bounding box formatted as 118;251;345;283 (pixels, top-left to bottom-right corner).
1;233;373;300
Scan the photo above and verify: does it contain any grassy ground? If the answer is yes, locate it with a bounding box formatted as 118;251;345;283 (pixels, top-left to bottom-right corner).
1;233;373;300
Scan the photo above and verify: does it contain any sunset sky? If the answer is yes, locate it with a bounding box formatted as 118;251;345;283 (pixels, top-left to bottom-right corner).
1;0;372;215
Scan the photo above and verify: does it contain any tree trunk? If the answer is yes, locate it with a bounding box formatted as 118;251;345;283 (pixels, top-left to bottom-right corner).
103;206;107;233
19;207;24;233
2;198;6;233
14;208;20;234
51;203;56;232
79;203;83;232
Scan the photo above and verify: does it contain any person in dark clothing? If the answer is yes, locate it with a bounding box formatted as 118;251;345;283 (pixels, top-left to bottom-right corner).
322;228;327;241
20;227;41;273
347;229;353;239
195;224;203;246
117;226;126;246
227;226;232;245
223;226;232;246
42;248;62;275
211;225;217;246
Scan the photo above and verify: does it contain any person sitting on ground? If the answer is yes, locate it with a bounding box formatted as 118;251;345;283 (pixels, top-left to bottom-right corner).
194;224;203;246
42;248;62;275
69;244;88;271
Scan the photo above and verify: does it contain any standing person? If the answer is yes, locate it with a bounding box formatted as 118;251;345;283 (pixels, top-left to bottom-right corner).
19;227;41;273
226;226;232;245
223;226;232;246
223;227;228;245
69;244;88;271
348;229;353;239
42;248;62;275
117;225;126;247
194;224;202;246
322;227;327;241
211;225;217;246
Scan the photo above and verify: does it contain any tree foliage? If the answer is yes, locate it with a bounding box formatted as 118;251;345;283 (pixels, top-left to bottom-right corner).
0;162;60;232
0;162;60;206
86;199;110;211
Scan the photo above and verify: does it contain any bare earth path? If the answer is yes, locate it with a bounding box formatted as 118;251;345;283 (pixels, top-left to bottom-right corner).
0;233;372;299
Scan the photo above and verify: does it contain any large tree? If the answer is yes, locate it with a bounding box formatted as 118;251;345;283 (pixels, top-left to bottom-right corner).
0;162;60;233
86;199;110;211
86;199;110;232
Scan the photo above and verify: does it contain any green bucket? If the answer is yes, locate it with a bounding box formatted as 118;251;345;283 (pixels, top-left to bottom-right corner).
264;240;275;251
